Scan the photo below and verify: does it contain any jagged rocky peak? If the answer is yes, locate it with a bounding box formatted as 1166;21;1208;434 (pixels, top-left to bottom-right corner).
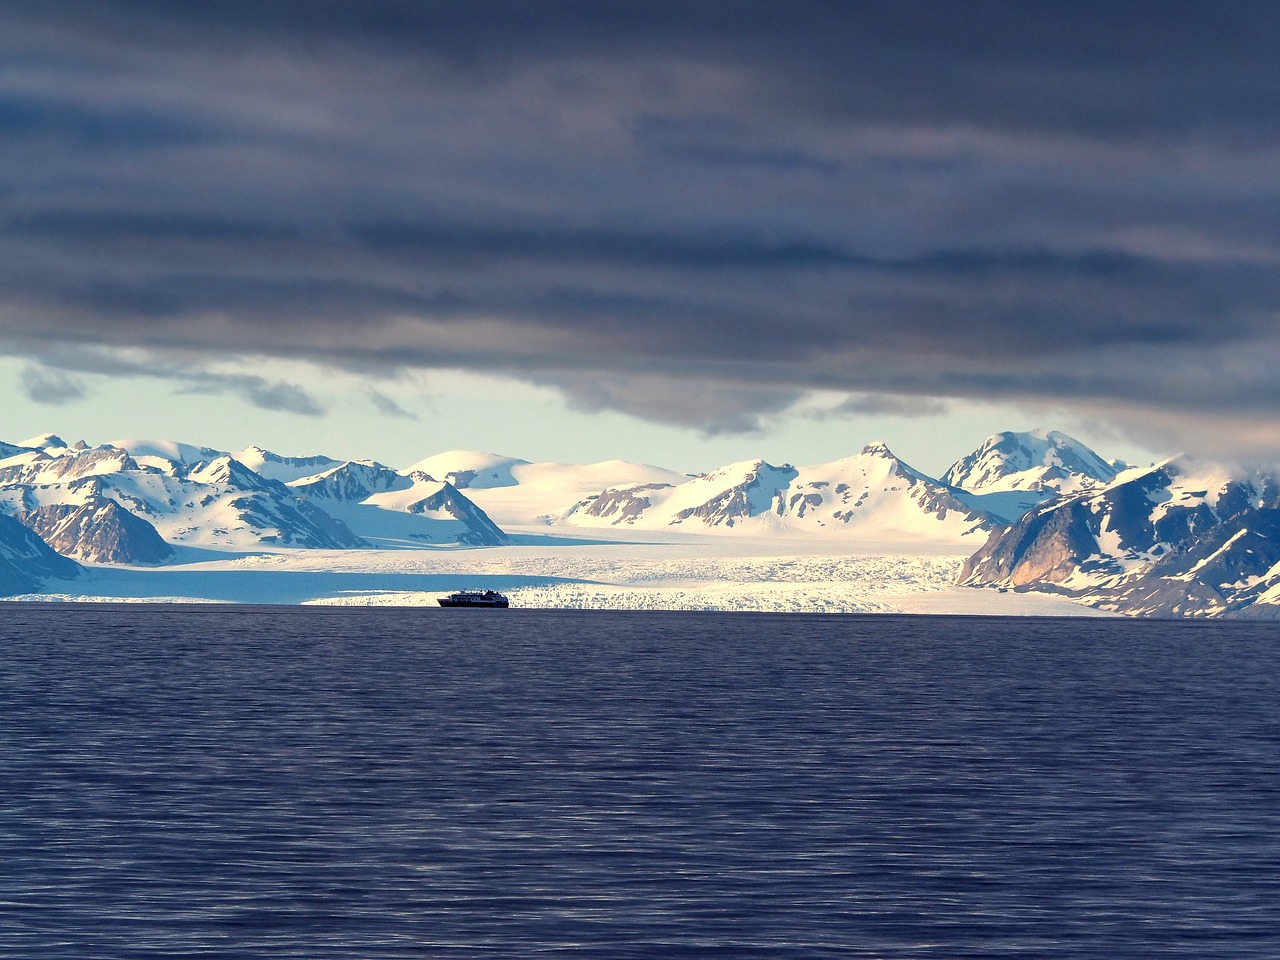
185;455;273;490
45;445;140;481
672;459;799;527
289;460;408;501
944;429;1120;493
404;481;508;545
18;497;174;565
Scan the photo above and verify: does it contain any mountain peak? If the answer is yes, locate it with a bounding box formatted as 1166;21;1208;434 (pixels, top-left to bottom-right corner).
20;433;67;451
859;441;902;462
944;429;1117;494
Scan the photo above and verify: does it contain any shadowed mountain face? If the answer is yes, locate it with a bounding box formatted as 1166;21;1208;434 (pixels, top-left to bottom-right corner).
0;513;80;596
19;498;175;565
9;428;1280;617
960;458;1280;617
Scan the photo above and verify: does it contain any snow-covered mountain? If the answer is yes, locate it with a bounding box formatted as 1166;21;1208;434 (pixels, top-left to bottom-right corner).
23;425;1280;618
0;438;516;564
0;431;1125;575
19;498;174;564
0;512;80;595
959;455;1280;617
112;438;229;470
0;444;364;553
942;429;1123;523
232;445;346;483
287;459;506;546
19;433;74;452
405;450;532;491
555;443;994;546
409;451;690;528
945;428;1121;492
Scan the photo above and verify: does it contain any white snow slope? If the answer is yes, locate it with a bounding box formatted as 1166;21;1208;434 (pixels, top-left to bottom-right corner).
1;430;1136;614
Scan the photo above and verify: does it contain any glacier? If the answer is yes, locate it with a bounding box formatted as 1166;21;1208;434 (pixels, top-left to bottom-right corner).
3;427;1276;616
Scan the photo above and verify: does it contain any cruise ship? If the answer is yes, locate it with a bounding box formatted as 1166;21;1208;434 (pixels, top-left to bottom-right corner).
437;589;510;608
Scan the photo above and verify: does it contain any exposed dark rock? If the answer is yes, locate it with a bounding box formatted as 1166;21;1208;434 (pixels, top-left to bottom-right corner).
959;499;1100;587
290;461;405;501
672;462;799;527
580;484;673;524
18;498;174;564
959;458;1280;617
406;482;507;545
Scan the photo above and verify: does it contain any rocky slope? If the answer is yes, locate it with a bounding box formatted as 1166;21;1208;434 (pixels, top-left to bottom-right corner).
959;456;1280;617
0;445;366;552
288;460;507;546
22;426;1244;614
0;512;80;595
557;443;996;547
18;498;174;564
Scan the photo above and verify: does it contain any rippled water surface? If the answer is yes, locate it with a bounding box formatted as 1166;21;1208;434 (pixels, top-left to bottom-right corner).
2;606;1279;958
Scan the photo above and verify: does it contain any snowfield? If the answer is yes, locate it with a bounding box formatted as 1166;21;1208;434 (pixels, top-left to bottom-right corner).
0;428;1154;614
12;541;1110;615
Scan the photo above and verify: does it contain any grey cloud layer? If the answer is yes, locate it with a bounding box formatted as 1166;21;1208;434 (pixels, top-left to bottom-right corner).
4;2;1280;447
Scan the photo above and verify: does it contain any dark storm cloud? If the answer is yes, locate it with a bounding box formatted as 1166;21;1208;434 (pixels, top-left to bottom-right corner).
4;1;1280;447
824;395;951;419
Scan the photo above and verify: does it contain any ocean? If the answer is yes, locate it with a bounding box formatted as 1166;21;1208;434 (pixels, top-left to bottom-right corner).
1;605;1277;958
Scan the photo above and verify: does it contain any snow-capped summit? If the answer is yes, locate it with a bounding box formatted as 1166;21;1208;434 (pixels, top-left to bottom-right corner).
664;458;800;528
111;438;228;470
233;445;346;483
19;433;69;452
0;443;365;552
0;445;139;486
287;460;507;547
944;429;1119;495
418;454;689;528
402;450;531;489
289;460;405;501
558;446;991;545
186;455;277;492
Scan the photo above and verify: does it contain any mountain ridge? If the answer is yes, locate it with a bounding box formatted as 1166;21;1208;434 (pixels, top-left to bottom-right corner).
6;427;1273;616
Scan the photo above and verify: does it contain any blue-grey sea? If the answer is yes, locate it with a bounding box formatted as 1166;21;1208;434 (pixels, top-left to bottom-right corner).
1;605;1278;958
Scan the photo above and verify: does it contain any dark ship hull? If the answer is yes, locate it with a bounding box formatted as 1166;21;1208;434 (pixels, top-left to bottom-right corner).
437;590;509;608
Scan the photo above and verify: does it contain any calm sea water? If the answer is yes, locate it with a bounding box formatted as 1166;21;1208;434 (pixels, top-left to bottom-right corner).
1;606;1278;958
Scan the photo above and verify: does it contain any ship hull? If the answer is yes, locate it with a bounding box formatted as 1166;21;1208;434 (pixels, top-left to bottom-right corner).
437;594;509;608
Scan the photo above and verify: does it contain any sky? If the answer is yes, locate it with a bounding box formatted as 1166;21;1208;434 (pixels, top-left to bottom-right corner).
4;2;1280;475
